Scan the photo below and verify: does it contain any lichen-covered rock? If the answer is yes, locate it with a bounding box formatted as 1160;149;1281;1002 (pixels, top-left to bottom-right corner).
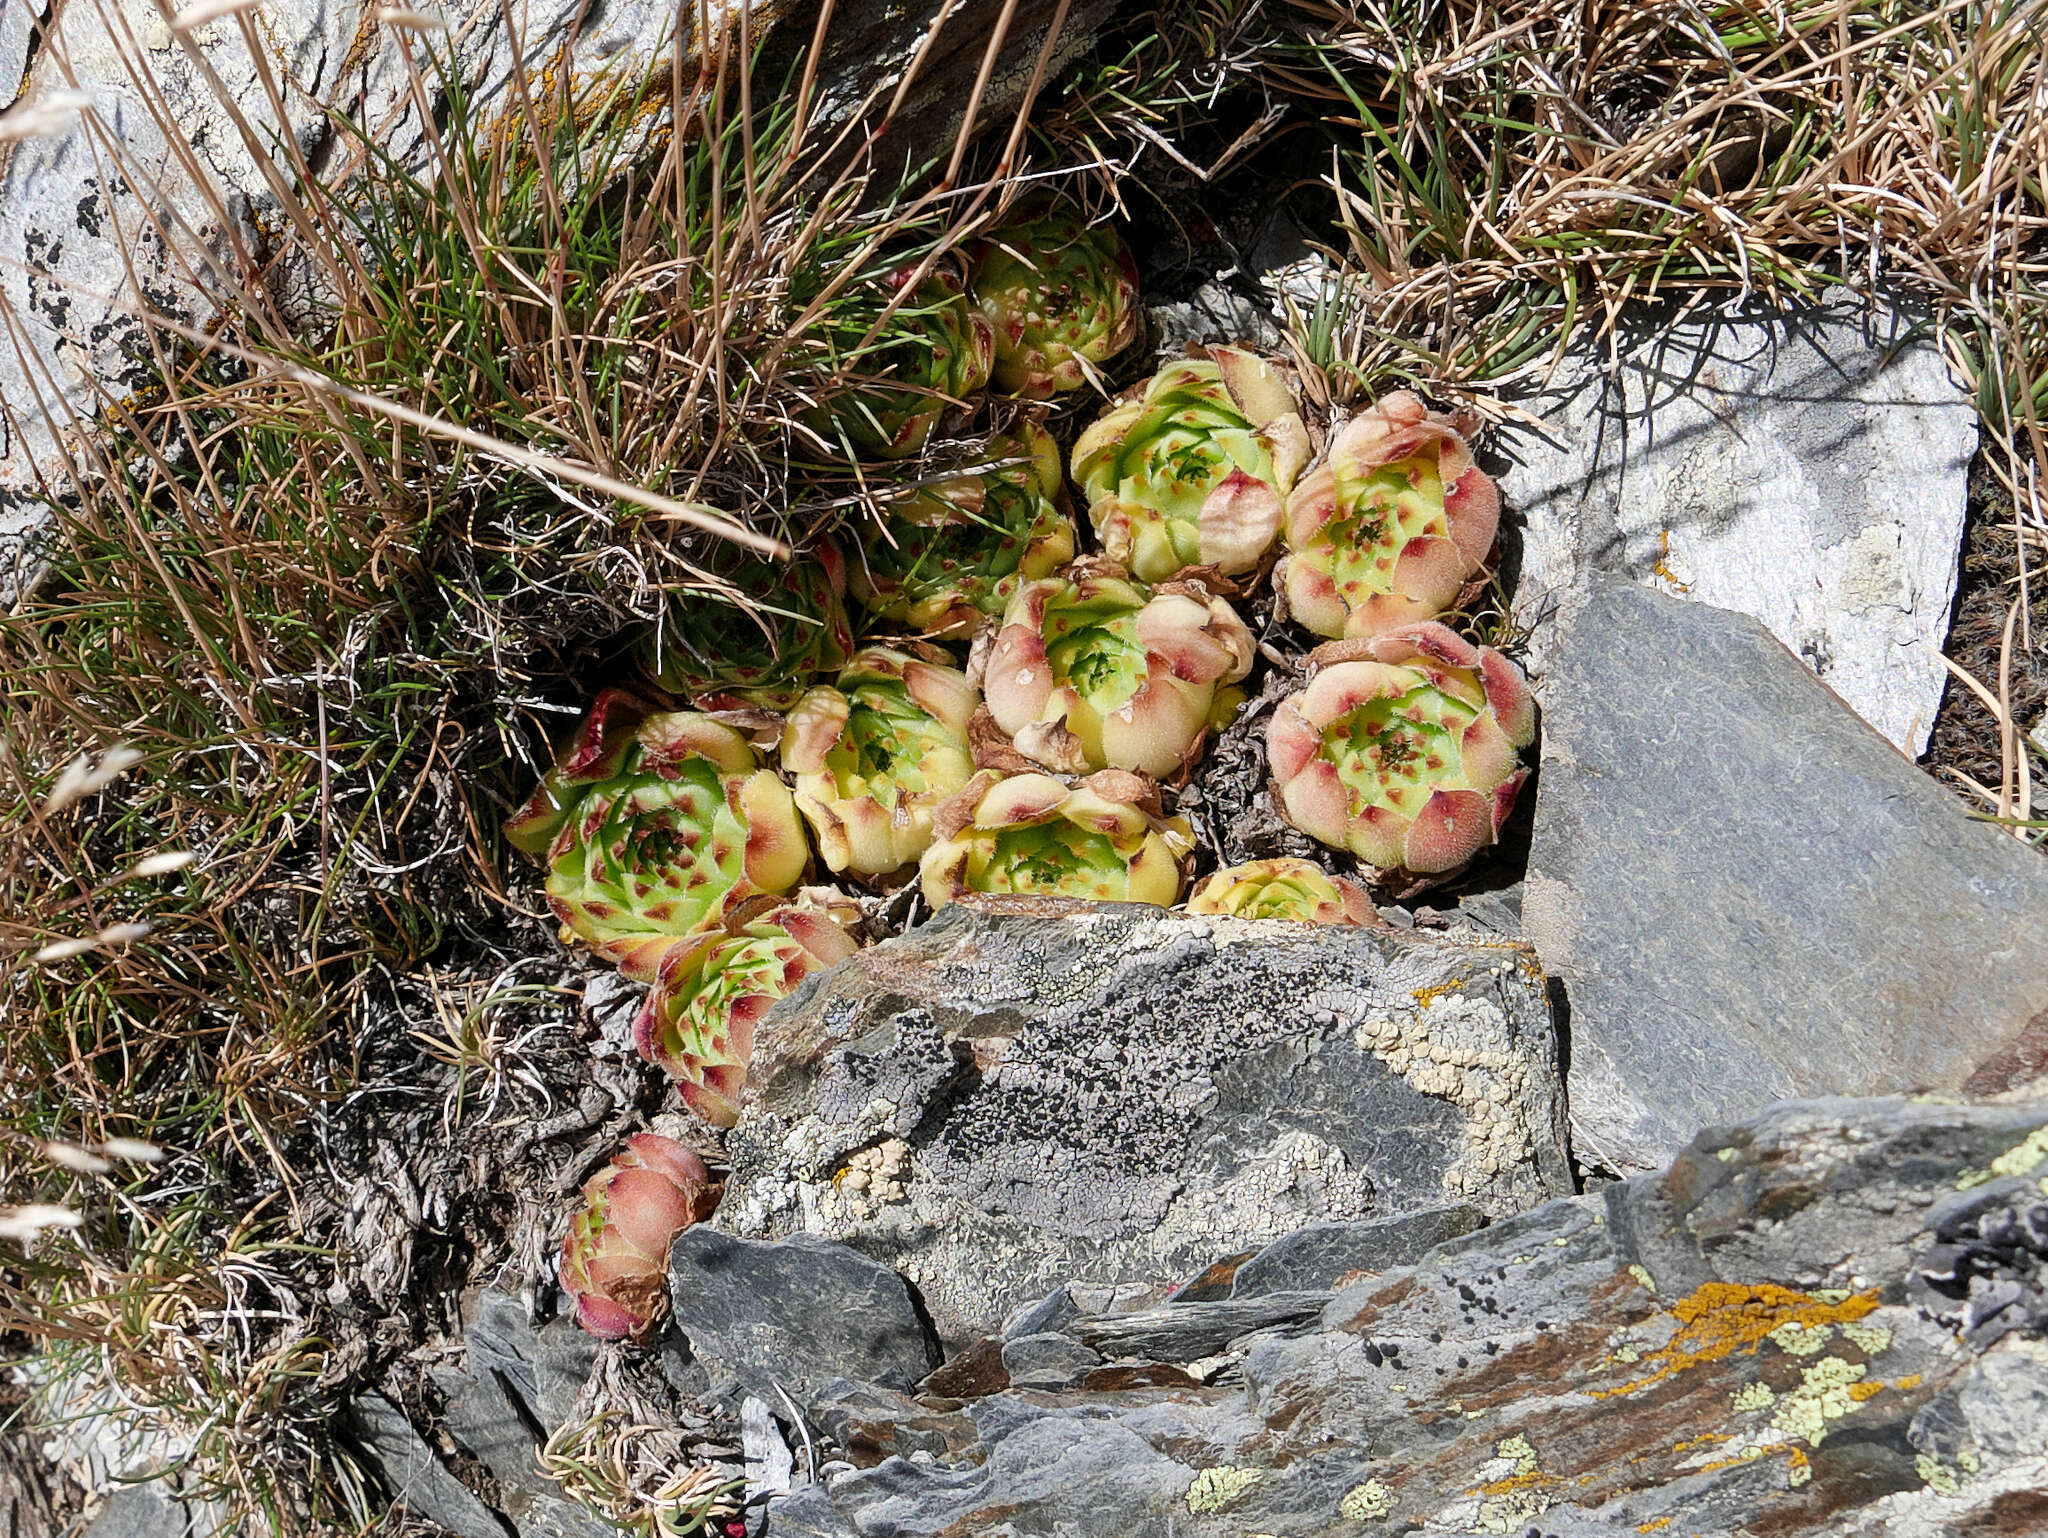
718;903;1570;1340
764;1095;2048;1538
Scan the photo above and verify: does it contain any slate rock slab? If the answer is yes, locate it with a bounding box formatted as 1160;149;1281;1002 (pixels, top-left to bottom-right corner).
1525;576;2048;1173
1498;292;1975;754
1230;1204;1483;1298
765;1095;2048;1537
720;904;1572;1341
346;1395;511;1538
667;1228;941;1407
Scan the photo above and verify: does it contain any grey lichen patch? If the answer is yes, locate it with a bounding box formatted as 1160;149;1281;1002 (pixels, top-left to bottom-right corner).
1339;1479;1394;1520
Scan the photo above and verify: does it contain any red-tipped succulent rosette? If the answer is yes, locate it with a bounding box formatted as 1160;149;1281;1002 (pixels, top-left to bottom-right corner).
633;897;861;1128
1266;622;1535;877
1185;858;1382;926
560;1132;720;1340
968;198;1142;399
506;694;810;980
1279;391;1500;640
982;563;1254;778
918;769;1192;908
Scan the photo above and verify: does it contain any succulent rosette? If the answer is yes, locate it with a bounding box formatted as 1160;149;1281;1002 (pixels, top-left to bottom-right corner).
504;693;809;979
811;261;995;459
1072;346;1311;583
1185;858;1380;926
919;769;1192;908
781;647;979;875
561;1132;718;1340
645;545;856;711
848;422;1077;637
984;563;1254;778
1280;390;1500;639
1267;623;1535;875
969;199;1141;398
634;899;860;1128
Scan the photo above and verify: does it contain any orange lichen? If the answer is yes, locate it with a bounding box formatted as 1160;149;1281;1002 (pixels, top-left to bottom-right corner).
1637;1520;1673;1533
1594;1282;1882;1398
1847;1381;1885;1403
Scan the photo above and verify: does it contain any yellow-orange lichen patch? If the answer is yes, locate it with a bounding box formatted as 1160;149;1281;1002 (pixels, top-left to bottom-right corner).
1593;1282;1881;1398
1637;1519;1673;1533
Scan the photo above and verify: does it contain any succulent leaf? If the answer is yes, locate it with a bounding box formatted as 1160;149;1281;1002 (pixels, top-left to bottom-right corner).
782;647;979;874
808;261;995;460
645;544;856;711
1185;858;1381;925
848;423;1077;636
969;200;1140;399
560;1132;717;1340
633;899;860;1128
984;566;1253;778
1280;390;1501;639
1266;623;1535;875
919;769;1191;908
521;701;809;978
1072;347;1309;582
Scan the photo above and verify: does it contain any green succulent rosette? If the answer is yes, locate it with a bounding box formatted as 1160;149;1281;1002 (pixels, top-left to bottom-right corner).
1267;624;1535;876
781;647;979;875
633;899;860;1128
504;690;810;979
918;769;1192;909
969;199;1141;398
807;260;995;460
645;544;856;711
848;422;1077;638
1185;858;1380;926
1072;345;1311;583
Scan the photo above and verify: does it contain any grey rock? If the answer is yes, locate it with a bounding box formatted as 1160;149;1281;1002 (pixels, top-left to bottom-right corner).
1000;1286;1080;1341
0;0;43;115
348;1395;512;1538
1525;577;2048;1173
1498;292;1976;754
667;1228;941;1407
998;1332;1101;1389
771;1095;2048;1537
742;1396;796;1498
1071;1293;1328;1362
721;904;1571;1340
78;1487;213;1538
1230;1205;1484;1298
1147;283;1286;359
762;1485;862;1537
428;1291;611;1538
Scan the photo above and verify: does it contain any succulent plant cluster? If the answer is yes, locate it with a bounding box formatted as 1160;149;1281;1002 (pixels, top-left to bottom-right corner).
512;200;1540;1337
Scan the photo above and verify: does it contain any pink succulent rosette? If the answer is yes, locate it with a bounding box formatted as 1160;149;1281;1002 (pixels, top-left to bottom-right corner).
633;898;861;1128
1184;858;1381;926
1267;623;1535;875
1073;346;1311;583
983;563;1254;778
504;691;809;980
1279;390;1500;640
780;647;980;875
560;1132;719;1340
918;769;1192;908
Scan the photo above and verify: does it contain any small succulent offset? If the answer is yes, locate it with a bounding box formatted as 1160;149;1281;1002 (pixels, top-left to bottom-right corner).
781;647;980;875
1280;390;1500;639
1185;858;1381;926
561;1132;719;1340
634;900;860;1128
983;564;1254;778
645;546;856;711
811;260;995;459
969;199;1141;399
1267;623;1535;875
1072;346;1311;583
847;422;1076;637
920;770;1192;908
504;690;809;979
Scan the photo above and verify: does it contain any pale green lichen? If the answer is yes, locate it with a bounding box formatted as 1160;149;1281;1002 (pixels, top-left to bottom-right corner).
1990;1125;2048;1179
1628;1264;1657;1293
1341;1479;1395;1521
1186;1465;1263;1513
1916;1453;1960;1496
1716;1147;1741;1162
1496;1435;1537;1475
1770;1355;1868;1447
1730;1381;1776;1412
1840;1321;1892;1355
1957;1167;1993;1190
1769;1321;1834;1356
1813;1289;1854;1304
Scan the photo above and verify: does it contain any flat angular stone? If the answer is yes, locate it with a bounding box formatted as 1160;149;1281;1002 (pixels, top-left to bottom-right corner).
1525;577;2048;1172
720;905;1571;1340
346;1395;511;1538
1498;293;1975;754
1230;1205;1484;1298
